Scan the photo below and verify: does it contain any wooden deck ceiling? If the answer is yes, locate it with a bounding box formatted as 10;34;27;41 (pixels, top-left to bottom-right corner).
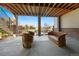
0;3;79;17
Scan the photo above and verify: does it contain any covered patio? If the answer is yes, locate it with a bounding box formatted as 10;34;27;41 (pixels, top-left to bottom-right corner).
0;3;79;56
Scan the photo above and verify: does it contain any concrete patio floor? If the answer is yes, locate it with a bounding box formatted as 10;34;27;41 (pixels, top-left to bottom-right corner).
0;35;79;56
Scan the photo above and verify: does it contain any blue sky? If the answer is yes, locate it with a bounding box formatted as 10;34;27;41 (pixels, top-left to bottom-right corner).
0;6;15;19
18;16;55;27
0;6;55;27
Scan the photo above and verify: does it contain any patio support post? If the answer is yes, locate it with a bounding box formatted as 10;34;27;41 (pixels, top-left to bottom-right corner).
58;16;62;31
8;17;11;30
38;16;41;36
15;15;18;36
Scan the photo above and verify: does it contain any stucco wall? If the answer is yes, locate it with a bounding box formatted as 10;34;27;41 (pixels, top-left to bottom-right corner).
61;8;79;28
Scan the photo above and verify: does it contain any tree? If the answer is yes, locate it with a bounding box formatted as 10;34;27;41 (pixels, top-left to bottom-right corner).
25;25;29;32
43;23;50;32
29;25;35;29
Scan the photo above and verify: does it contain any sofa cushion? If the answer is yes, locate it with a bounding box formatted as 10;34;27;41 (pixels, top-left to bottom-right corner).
49;35;58;41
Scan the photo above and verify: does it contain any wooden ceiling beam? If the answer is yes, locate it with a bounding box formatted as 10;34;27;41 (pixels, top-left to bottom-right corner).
33;3;37;16
64;3;73;9
16;4;26;15
30;4;33;15
25;4;31;16
57;9;71;16
61;10;70;16
41;3;45;16
54;3;72;16
68;3;78;9
58;10;68;16
71;4;79;10
52;3;75;16
42;4;48;16
48;8;56;16
52;3;63;16
28;3;32;16
56;3;62;7
54;9;67;16
47;3;57;16
60;3;68;8
36;4;39;16
43;3;51;16
31;4;34;16
39;3;41;16
53;8;64;16
22;4;29;15
10;4;22;15
6;4;20;15
54;3;67;16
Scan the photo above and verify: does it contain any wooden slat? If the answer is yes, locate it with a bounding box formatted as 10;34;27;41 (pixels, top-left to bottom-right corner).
68;3;77;9
6;4;19;15
29;4;33;15
9;4;21;15
48;7;57;16
31;4;35;16
64;3;73;9
25;4;31;16
53;8;64;16
47;3;57;16
54;3;69;16
52;3;63;16
54;3;71;16
57;9;71;16
54;9;64;16
36;3;41;16
43;3;51;16
22;4;29;15
56;3;62;7
61;3;68;8
11;4;23;15
33;3;36;16
57;10;65;16
71;4;79;10
38;3;41;16
51;3;73;16
27;3;32;16
42;5;48;16
40;3;45;16
16;4;26;15
36;5;39;16
55;9;66;16
61;10;70;16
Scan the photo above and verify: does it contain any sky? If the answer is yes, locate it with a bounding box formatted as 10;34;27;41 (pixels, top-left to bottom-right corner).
18;16;55;27
0;6;15;19
0;6;55;27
